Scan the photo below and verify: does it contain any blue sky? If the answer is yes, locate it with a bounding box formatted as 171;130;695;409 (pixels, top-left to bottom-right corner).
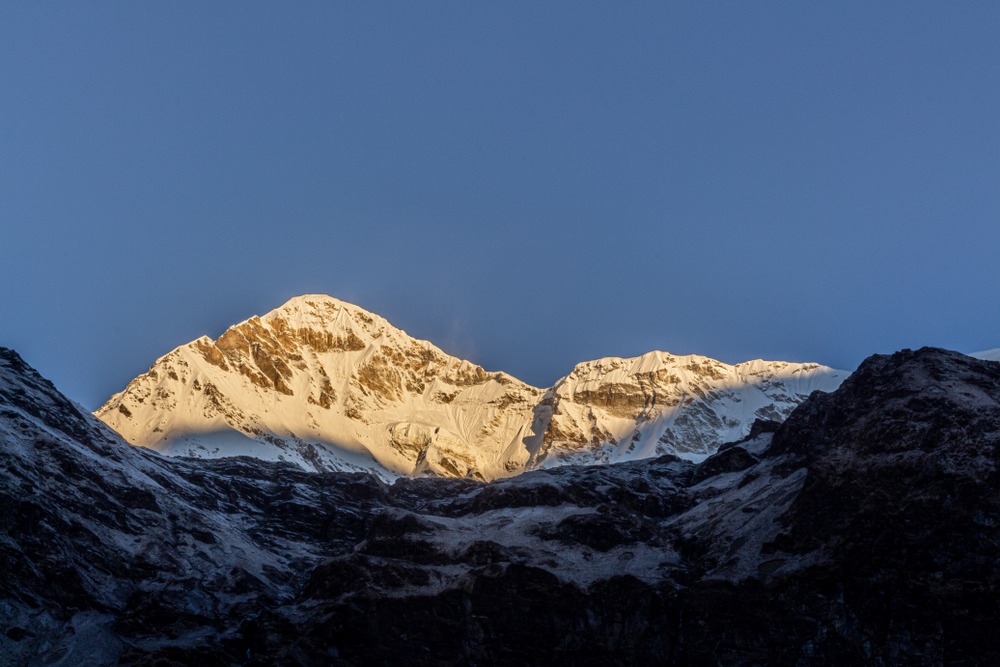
2;2;999;409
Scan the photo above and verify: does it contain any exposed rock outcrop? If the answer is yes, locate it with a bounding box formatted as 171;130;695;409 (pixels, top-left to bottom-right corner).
3;346;999;664
97;296;542;480
96;295;846;479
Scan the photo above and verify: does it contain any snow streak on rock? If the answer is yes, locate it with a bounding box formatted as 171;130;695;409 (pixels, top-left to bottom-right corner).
97;295;543;480
528;350;845;468
3;346;1000;663
97;295;846;479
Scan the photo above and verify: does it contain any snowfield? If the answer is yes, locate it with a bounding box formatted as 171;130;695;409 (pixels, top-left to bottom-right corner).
97;294;847;479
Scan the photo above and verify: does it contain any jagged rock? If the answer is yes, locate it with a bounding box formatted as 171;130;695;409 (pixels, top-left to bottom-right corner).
96;296;543;480
530;352;844;468
96;295;846;480
3;346;998;664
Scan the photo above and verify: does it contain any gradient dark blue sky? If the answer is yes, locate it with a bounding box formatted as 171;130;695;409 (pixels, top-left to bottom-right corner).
3;3;999;409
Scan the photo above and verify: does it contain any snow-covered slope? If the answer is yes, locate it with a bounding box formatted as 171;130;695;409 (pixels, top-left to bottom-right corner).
971;348;1000;362
97;295;847;479
9;345;1000;663
97;295;543;480
0;346;383;665
528;351;847;467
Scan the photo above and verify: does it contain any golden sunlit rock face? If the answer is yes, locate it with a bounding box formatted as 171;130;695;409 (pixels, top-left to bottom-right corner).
97;295;544;480
96;295;847;479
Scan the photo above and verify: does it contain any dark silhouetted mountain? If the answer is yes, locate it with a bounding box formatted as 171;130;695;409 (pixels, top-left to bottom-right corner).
2;346;998;665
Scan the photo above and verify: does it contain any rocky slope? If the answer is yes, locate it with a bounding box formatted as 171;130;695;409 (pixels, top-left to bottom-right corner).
97;295;544;481
97;295;846;479
528;350;844;468
3;346;999;664
0;347;388;665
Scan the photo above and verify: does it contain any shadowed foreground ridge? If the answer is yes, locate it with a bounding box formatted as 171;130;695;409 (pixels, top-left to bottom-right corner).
1;346;999;665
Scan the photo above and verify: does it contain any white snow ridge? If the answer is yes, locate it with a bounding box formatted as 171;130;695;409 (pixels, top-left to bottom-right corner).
96;295;847;479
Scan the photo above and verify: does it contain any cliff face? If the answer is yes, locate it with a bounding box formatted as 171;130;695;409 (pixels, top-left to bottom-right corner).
220;347;1000;665
97;295;544;480
529;350;845;468
4;346;999;664
0;346;391;664
97;295;845;479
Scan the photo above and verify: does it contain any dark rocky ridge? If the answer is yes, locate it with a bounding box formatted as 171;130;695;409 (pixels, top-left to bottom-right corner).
2;346;999;665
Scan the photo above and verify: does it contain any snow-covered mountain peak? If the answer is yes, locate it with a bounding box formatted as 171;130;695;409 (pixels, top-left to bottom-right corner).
213;294;422;357
263;294;398;341
563;350;729;382
97;295;545;480
97;296;848;480
531;350;847;468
